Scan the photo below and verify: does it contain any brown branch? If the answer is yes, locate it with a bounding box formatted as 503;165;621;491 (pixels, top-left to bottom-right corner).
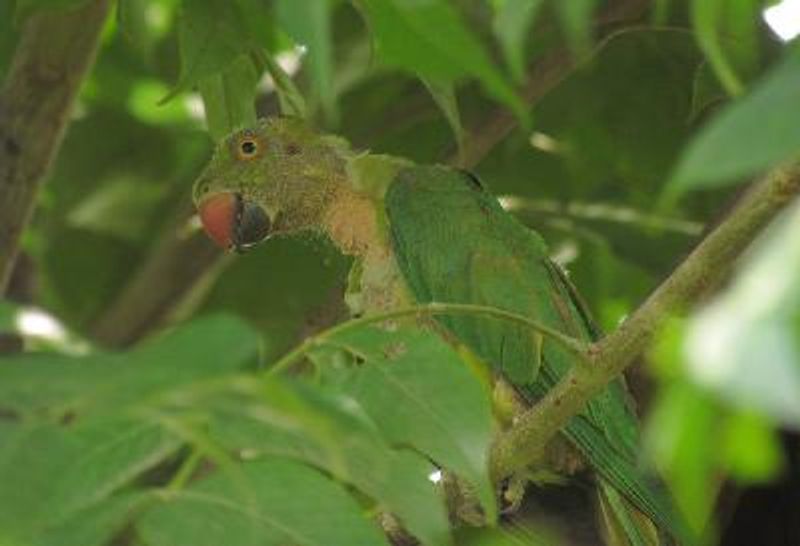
0;0;111;293
89;202;224;347
490;164;800;480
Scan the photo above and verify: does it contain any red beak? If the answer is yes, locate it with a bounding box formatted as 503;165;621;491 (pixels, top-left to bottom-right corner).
197;192;237;249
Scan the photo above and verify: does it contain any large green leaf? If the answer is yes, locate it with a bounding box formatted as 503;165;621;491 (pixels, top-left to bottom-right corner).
39;492;152;546
165;0;252;101
355;0;526;119
199;53;260;140
0;317;260;543
328;324;497;522
208;379;451;546
666;46;800;195
43;419;180;523
138;458;391;546
0;315;260;418
0;424;79;545
0;422;165;545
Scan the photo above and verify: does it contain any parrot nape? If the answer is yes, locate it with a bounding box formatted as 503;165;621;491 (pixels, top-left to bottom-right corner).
192;117;687;545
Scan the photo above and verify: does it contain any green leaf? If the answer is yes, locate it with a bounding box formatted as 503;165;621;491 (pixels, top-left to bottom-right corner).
330;324;497;522
208;379;451;546
492;0;545;82
553;0;598;58
690;0;761;97
39;491;152;546
721;411;783;483
356;0;526;120
165;0;252;102
0;419;176;542
276;0;337;123
138;458;391;546
0;315;260;418
234;0;279;49
421;77;464;159
0;424;79;544
44;418;180;522
691;0;743;96
199;54;260;140
687;61;726;122
666;47;800;195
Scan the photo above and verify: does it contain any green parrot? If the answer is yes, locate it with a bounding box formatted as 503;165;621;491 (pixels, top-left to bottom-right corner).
192;117;686;545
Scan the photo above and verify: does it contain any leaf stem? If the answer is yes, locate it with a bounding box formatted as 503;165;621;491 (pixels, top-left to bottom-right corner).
167;449;203;492
265;302;589;377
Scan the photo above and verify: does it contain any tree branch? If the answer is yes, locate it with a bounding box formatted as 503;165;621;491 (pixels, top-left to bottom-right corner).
491;164;800;480
265;301;591;377
0;0;111;293
89;214;223;347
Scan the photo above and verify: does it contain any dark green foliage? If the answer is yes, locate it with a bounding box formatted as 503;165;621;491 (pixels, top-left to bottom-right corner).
2;0;799;545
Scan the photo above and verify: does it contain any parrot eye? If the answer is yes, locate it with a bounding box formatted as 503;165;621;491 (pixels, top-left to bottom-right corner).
241;140;257;155
234;133;263;160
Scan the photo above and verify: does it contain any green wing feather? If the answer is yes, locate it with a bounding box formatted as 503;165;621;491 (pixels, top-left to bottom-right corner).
385;165;688;544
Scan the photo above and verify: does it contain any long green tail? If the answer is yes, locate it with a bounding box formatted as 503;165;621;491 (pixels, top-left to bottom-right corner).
567;415;691;545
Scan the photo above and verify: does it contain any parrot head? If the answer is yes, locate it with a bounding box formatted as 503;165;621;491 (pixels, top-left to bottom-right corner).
192;117;348;252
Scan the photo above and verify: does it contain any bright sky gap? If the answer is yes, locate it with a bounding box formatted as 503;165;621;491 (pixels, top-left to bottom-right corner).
763;0;800;42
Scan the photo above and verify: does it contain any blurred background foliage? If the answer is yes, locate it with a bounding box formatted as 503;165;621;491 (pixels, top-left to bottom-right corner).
1;0;799;545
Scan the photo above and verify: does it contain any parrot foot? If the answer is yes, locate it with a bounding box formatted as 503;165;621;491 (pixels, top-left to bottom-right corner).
440;471;487;527
499;473;527;515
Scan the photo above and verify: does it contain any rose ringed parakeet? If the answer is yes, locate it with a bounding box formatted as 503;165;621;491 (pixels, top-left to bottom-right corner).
192;117;687;545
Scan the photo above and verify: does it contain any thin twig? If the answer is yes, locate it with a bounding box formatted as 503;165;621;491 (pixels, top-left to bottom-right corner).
490;164;800;480
500;196;704;236
265;302;590;377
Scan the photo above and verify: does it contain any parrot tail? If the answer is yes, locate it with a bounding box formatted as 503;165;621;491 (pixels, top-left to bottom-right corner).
565;419;695;546
596;478;662;546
